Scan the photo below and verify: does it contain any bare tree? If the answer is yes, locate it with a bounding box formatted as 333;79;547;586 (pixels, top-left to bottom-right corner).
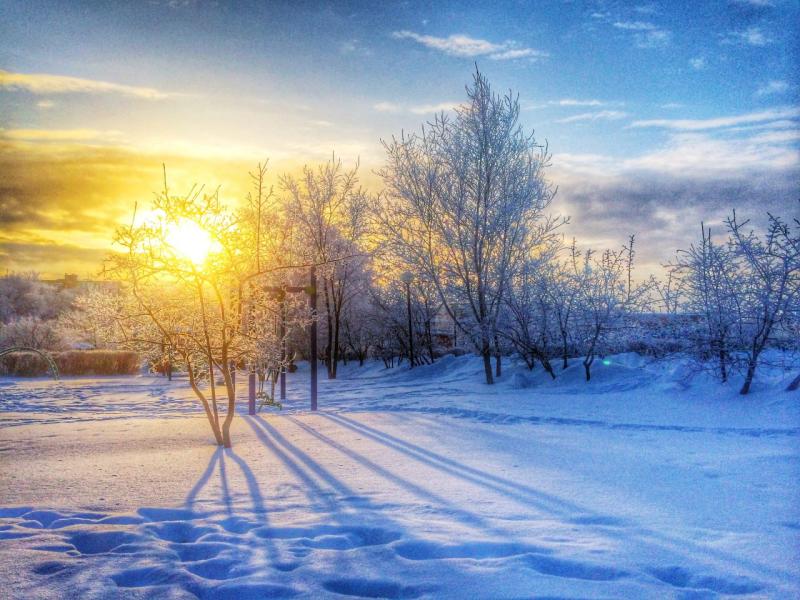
378;68;558;384
727;211;800;394
281;156;369;379
575;237;648;381
671;224;741;382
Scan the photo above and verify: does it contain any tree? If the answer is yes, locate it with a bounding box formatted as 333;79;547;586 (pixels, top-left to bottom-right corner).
575;237;647;381
378;68;558;384
502;245;560;377
281;156;370;379
671;224;741;382
103;168;273;448
726;211;800;394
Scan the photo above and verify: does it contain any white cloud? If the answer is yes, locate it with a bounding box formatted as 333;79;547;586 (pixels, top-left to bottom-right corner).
0;128;124;141
409;102;461;114
724;26;772;46
373;101;403;113
339;39;372;56
373;101;461;115
36;100;55;109
613;20;657;31
689;57;706;70
611;21;670;48
557;98;605;107
525;98;618;110
730;0;773;6
629;107;800;131
755;80;789;97
556;110;627;123
0;70;174;99
623;130;798;174
391;30;548;61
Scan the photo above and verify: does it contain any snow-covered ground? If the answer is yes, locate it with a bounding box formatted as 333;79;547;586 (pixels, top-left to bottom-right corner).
1;355;798;599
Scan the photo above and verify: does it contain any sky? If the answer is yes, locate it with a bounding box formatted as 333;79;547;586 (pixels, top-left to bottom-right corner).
1;0;798;278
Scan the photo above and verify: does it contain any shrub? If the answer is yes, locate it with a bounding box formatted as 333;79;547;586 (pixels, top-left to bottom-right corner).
0;350;140;376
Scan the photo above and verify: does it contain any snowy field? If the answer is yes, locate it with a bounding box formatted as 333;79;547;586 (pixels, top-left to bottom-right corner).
1;355;798;599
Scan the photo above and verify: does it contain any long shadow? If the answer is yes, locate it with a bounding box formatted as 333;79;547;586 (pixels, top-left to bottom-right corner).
324;413;794;582
246;415;424;580
285;416;502;533
243;416;339;513
218;450;234;517
250;415;426;533
323;413;585;516
185;448;220;511
225;449;267;516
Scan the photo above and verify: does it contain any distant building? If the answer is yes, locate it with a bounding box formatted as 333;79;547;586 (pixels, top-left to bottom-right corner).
41;273;120;293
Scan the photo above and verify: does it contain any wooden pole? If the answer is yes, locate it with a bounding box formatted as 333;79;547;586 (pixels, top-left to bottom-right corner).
309;265;317;411
248;371;256;415
280;297;287;401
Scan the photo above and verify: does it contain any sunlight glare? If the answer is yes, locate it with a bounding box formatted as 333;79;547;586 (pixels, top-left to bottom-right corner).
165;218;217;265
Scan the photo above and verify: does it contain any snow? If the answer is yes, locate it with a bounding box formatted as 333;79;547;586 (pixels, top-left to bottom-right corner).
1;354;798;599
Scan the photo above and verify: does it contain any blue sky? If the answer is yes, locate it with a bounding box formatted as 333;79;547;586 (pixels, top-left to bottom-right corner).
1;0;798;275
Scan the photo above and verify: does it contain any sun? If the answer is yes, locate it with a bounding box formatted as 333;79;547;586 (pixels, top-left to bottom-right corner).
165;218;217;265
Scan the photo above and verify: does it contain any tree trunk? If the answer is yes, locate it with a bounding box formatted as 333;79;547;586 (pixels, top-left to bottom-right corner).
188;363;223;446
494;335;501;378
482;342;494;385
220;362;236;448
542;358;556;380
786;372;800;392
323;281;334;378
740;359;757;395
331;310;341;379
584;361;592;381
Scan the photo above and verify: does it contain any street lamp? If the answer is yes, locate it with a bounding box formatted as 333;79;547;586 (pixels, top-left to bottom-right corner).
401;271;414;369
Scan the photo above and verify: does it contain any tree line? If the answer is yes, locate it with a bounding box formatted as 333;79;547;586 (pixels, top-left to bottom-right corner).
2;69;797;448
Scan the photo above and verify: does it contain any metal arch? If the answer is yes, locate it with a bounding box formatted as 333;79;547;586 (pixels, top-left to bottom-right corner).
0;346;60;380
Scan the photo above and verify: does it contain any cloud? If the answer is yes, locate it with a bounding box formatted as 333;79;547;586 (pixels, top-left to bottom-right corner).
557;99;604;107
0;69;174;99
628;107;800;131
755;80;790;97
723;26;772;46
373;102;403;113
610;20;671;48
730;0;773;6
373;101;460;114
0;128;123;142
689;57;706;70
613;20;657;31
555;110;627;123
550;124;799;269
36;100;55;110
391;31;548;61
525;99;620;110
339;39;372;56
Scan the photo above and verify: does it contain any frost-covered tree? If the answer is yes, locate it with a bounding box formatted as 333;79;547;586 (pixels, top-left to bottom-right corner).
670;224;741;382
726;211;800;394
101;166;295;448
281;156;370;379
575;237;647;381
378;68;558;384
0;273;75;324
502;245;561;377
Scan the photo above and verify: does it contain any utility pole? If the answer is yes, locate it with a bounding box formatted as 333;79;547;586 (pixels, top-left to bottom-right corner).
401;271;414;368
309;264;318;410
280;297;287;401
